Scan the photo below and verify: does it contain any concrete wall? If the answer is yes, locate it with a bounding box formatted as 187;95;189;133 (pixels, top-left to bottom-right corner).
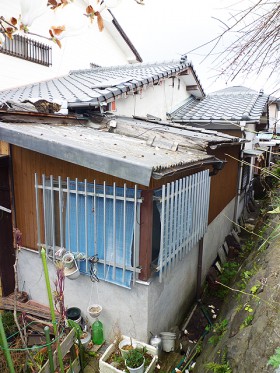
202;197;235;280
147;243;199;336
18;248;150;342
17;197;236;343
116;78;190;120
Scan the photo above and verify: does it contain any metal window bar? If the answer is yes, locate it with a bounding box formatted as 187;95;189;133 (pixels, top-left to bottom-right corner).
35;174;142;284
1;34;52;66
155;170;210;281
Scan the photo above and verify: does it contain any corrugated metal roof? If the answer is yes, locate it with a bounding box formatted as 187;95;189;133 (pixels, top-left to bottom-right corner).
0;60;204;107
0;116;243;185
170;86;269;123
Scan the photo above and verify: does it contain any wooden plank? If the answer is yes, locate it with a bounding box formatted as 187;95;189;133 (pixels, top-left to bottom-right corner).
40;329;77;373
139;190;153;281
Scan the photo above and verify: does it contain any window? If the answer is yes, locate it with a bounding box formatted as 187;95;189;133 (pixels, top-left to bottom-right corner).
1;35;52;66
35;175;142;288
153;170;210;281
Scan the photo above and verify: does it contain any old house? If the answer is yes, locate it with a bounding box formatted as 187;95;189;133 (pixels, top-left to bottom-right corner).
0;61;246;341
169;86;272;221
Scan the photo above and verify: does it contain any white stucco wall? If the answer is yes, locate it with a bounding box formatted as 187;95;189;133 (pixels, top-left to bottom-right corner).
17;197;236;343
115;78;190;120
0;1;134;90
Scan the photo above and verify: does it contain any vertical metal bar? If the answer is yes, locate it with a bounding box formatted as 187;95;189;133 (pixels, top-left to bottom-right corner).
75;178;79;255
159;185;165;282
165;183;170;273
34;173;41;250
58;176;63;249
112;182;116;280
198;172;204;239
178;177;184;260
94;180;97;256
173;179;179;266
66;177;71;251
191;173;197;250
133;185;138;284
193;173;200;241
50;175;55;260
183;178;188;255
42;174;48;254
103;181;107;276
168;181;174;273
187;175;192;253
122;184;127;284
84;179;88;273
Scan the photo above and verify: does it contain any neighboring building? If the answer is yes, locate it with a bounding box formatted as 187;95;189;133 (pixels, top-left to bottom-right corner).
169;86;272;221
0;59;204;119
0;61;246;341
0;0;142;90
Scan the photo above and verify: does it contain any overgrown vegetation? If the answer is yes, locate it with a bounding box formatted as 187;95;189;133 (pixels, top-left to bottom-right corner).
206;319;229;346
204;350;232;373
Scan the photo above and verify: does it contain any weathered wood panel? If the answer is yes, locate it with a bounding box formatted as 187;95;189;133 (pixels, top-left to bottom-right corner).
208;146;240;223
12;146;147;250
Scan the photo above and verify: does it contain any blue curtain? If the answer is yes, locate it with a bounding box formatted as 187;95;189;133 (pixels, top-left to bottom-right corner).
65;181;140;288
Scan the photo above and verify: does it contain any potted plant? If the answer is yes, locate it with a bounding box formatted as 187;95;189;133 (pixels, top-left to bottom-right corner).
119;337;137;358
125;348;145;373
99;335;158;373
62;253;75;269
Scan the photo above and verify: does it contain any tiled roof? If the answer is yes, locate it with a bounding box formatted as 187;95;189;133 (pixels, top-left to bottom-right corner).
0;60;204;107
170;86;269;123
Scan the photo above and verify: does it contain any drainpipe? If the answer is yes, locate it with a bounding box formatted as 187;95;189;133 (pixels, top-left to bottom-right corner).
233;122;246;223
196;237;204;301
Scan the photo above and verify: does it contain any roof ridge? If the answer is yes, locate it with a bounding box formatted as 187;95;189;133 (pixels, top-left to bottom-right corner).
69;59;190;75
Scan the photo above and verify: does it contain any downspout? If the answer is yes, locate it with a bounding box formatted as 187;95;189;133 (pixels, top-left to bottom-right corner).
196;237;204;301
233;122;246;223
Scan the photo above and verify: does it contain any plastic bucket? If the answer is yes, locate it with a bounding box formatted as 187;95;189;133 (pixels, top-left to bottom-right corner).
160;332;176;352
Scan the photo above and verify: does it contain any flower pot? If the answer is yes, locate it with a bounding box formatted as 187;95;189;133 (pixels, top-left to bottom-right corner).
126;359;145;373
99;336;158;373
119;338;137;358
62;253;75;269
64;265;80;280
87;304;102;318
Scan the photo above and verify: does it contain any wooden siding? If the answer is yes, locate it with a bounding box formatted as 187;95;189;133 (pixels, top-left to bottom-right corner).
11;144;240;250
11;146;147;250
208;146;240;223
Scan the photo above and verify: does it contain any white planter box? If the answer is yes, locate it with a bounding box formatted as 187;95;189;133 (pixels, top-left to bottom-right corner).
99;336;158;373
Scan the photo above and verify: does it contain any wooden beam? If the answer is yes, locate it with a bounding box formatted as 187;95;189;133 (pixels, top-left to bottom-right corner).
139;190;153;281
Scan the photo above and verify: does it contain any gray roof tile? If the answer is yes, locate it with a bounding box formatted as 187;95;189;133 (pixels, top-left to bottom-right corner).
0;60;204;107
170;86;269;123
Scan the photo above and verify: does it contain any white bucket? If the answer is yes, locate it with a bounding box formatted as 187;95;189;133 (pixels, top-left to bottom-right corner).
160;332;176;352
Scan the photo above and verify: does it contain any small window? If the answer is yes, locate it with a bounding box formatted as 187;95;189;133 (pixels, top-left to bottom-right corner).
0;35;52;66
35;175;142;288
